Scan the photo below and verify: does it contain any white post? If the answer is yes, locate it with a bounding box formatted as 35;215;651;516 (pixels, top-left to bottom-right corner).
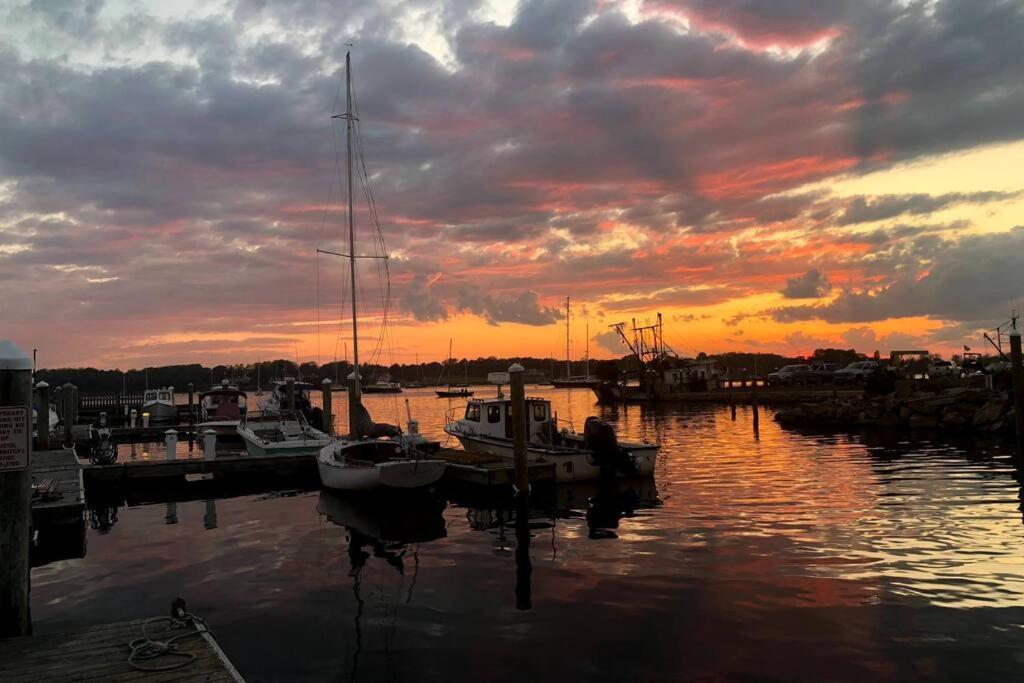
130;408;138;428
165;429;178;460
142;411;150;428
203;429;217;460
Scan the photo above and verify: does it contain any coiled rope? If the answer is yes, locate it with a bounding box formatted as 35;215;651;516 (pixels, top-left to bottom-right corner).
127;609;214;672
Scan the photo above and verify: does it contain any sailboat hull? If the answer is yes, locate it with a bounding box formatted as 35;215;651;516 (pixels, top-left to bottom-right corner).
317;442;446;491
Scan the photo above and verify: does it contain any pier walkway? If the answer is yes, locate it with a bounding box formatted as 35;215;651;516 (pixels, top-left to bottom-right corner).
31;449;85;528
0;617;244;682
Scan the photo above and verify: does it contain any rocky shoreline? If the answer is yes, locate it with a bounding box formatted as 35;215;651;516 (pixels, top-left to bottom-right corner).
774;382;1014;434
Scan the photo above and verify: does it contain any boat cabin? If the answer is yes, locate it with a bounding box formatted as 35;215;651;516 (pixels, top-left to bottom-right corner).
457;396;552;440
662;359;722;391
143;388;174;404
200;382;247;421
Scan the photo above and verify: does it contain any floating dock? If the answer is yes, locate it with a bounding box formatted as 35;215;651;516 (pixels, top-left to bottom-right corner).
0;617;244;682
30;449;85;528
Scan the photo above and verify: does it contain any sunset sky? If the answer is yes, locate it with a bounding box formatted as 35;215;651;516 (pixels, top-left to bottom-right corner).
2;0;1024;369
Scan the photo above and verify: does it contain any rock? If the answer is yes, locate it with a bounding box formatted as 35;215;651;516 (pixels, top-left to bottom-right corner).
941;410;966;427
909;415;938;429
972;400;1006;426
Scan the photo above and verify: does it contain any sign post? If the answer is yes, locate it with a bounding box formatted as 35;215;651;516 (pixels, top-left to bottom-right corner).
0;340;33;636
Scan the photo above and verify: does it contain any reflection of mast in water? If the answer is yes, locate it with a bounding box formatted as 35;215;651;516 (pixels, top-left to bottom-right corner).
515;497;532;611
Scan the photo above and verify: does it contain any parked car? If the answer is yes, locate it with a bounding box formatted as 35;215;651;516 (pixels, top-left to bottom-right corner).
833;360;879;385
808;362;838;384
767;364;812;386
928;359;961;378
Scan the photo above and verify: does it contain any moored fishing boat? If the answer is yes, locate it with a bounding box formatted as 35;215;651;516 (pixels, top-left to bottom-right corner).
196;380;247;438
141;387;177;423
443;379;659;482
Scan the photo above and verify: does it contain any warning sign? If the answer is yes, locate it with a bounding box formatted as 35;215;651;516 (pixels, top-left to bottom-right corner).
0;406;30;471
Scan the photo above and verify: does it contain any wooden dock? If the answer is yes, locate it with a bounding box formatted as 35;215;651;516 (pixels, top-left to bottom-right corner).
82;447;550;489
31;449;85;528
0;617;244;682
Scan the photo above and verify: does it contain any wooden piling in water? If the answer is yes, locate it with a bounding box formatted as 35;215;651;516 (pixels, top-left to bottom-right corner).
0;340;33;637
285;376;296;411
35;381;50;451
321;378;333;434
1010;328;1024;443
61;383;77;448
187;382;195;427
508;363;530;495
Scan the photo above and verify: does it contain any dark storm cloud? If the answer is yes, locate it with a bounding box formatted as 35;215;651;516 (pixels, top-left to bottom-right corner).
455;288;561;326
836;191;1021;226
780;269;831;299
770;227;1024;324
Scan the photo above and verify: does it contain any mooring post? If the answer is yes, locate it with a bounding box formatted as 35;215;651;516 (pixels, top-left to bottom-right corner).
285;376;296;411
130;408;137;429
165;429;178;461
509;363;530;495
752;376;760;434
1010;328;1024;443
187;382;194;427
0;340;33;637
35;381;50;450
203;429;217;460
142;411;150;428
321;378;333;434
62;382;77;448
508;363;532;610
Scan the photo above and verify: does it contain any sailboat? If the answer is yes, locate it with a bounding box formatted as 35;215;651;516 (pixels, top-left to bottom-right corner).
316;52;445;491
552;296;600;388
435;339;474;398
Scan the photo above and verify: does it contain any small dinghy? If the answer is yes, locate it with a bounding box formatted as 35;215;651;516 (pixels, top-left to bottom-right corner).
317;404;445;491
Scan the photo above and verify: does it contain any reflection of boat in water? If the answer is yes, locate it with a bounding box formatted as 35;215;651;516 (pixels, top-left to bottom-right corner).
318;486;446;681
317;490;447;544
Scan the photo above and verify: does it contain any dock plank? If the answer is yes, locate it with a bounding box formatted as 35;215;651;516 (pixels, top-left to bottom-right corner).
0;618;243;683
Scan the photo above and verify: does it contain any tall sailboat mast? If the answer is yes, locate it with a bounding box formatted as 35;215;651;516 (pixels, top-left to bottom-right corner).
345;52;360;402
565;296;571;379
585;318;589;377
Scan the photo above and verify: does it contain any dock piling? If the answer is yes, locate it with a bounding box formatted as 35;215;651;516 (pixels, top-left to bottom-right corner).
61;382;77;447
35;380;50;450
0;340;32;637
508;363;530;495
203;429;217;460
1010;328;1024;443
130;408;137;428
321;378;333;434
165;429;178;460
188;382;195;427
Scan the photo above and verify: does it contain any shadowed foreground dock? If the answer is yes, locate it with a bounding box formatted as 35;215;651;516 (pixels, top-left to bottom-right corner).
0;617;244;682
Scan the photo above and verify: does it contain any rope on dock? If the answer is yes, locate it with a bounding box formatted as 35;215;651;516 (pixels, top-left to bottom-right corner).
127;603;216;672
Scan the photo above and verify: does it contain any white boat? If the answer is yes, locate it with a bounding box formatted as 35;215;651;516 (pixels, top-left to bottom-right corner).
237;409;332;456
141;387;177;422
363;379;402;394
443;385;659;482
318;439;446;491
314;51;444;493
196;380;247;438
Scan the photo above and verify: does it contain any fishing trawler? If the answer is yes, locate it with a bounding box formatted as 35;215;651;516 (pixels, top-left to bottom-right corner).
314;51;445;491
444;376;658;482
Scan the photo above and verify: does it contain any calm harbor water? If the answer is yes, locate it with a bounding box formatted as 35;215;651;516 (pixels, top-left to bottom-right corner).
33;387;1024;681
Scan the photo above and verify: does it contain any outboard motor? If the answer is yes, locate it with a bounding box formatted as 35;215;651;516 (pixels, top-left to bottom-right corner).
583;417;637;476
89;424;118;465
